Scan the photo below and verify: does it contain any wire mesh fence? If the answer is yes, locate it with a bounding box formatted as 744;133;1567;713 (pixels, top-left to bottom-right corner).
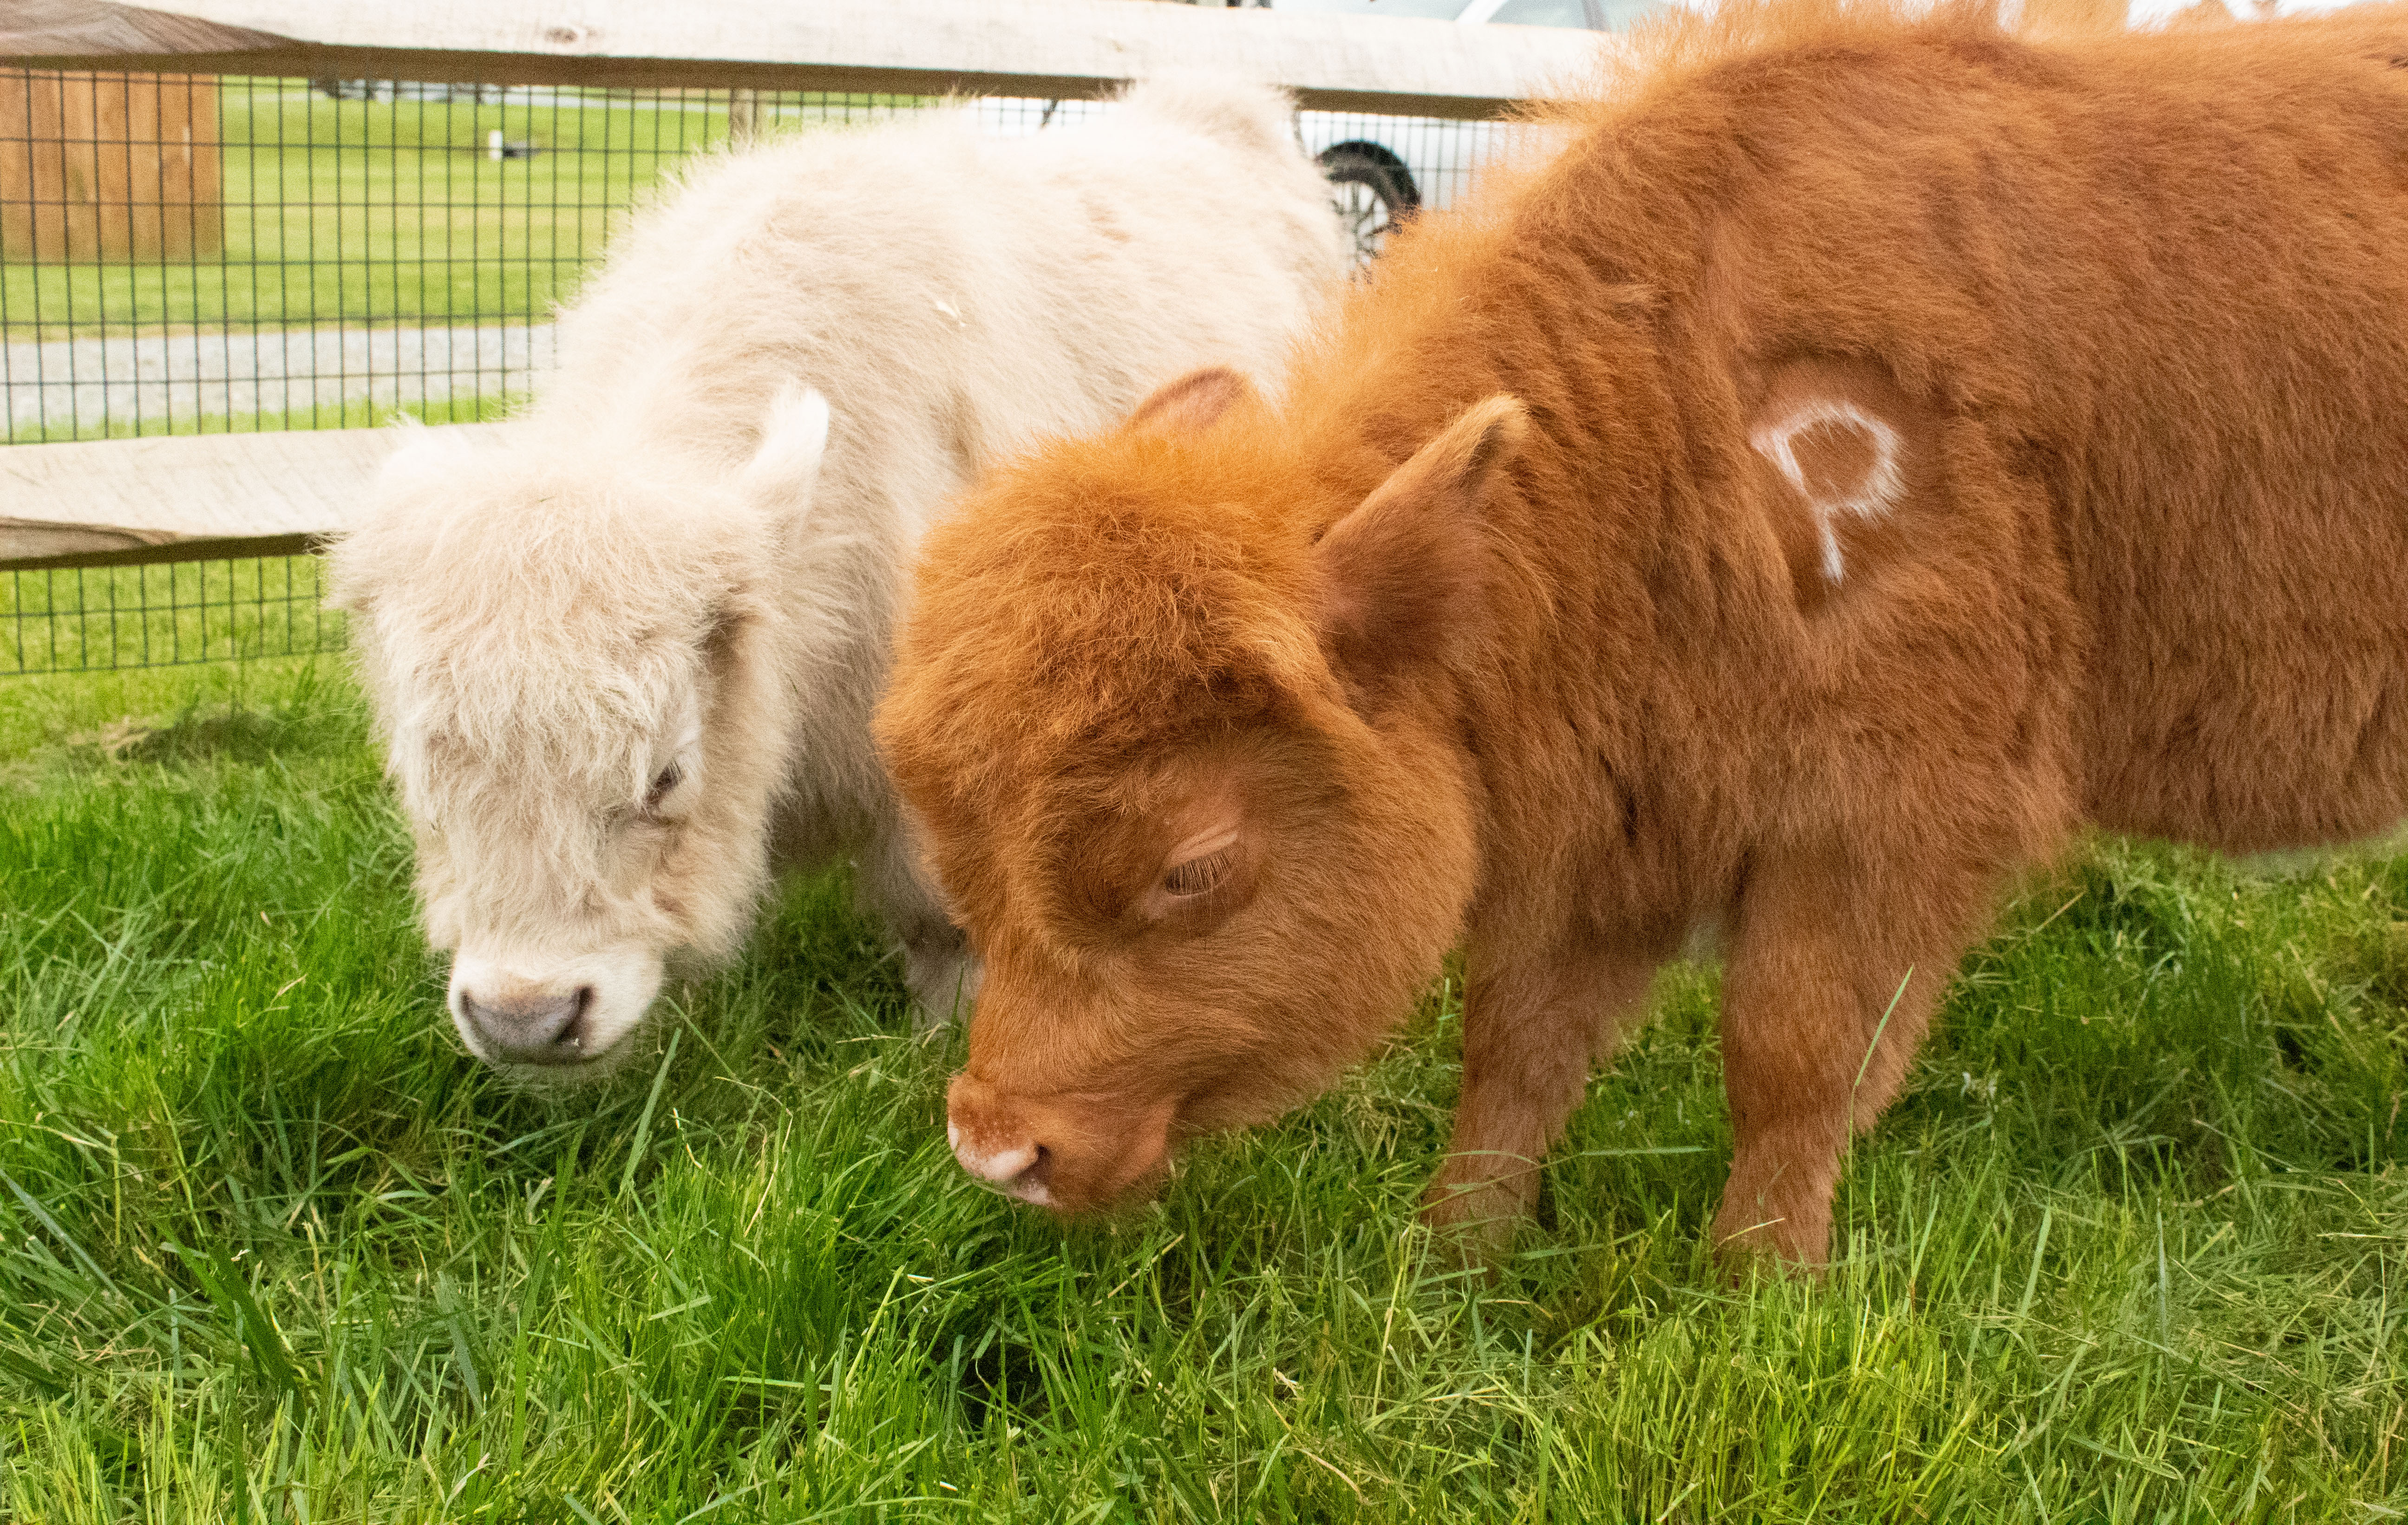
2;71;1503;677
5;556;341;674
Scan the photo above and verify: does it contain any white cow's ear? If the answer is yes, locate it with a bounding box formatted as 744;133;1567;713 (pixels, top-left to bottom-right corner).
327;424;486;612
372;419;484;495
740;384;831;522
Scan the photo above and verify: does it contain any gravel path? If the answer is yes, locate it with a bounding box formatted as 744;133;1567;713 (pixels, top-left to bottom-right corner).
2;324;557;438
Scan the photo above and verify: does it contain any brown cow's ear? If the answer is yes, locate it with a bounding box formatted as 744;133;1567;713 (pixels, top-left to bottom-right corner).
1126;367;1256;437
1314;395;1526;707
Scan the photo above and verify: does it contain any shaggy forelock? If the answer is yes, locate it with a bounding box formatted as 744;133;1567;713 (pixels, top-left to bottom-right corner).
897;436;1331;780
345;438;763;800
335;432;798;956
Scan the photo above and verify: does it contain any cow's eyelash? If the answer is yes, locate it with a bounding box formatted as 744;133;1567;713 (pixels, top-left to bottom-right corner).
1161;846;1235;898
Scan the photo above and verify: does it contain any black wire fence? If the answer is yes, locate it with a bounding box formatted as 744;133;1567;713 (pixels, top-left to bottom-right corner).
1;72;1500;676
4;556;341;675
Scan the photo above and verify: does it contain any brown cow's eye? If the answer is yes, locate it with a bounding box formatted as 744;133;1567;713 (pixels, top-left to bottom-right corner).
644;764;682;812
1160;846;1233;899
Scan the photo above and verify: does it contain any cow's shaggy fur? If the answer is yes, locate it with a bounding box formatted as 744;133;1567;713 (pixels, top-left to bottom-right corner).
878;1;2408;1261
333;78;1344;1076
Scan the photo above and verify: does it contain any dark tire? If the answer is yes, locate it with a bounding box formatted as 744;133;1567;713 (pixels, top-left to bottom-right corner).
1318;144;1420;266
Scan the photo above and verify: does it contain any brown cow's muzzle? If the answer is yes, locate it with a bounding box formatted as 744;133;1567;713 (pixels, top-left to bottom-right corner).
945;1073;1177;1212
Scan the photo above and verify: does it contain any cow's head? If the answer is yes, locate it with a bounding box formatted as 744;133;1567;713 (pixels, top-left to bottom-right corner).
332;389;830;1077
877;369;1525;1208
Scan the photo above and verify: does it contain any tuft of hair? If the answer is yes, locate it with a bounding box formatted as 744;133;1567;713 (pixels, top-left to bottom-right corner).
1111;71;1302;162
1577;0;2392;114
739;383;831;502
1578;0;1958;110
2015;0;2130;37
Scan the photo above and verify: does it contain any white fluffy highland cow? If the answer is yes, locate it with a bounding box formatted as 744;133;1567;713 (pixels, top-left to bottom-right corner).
332;79;1345;1076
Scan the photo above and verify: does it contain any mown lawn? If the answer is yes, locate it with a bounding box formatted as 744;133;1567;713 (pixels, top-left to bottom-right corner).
0;657;2401;1521
2;389;518;450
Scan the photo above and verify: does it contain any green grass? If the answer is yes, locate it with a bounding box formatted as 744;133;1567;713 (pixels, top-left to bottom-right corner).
4;390;517;447
0;662;2401;1521
0;85;922;339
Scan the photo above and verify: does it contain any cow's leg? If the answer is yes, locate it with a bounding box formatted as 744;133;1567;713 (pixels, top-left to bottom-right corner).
852;827;979;1033
1423;938;1660;1246
899;929;980;1034
1710;851;1981;1266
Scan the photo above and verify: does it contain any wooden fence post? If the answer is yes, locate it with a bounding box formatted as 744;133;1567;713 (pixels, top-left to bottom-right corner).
0;68;223;262
726;86;763;145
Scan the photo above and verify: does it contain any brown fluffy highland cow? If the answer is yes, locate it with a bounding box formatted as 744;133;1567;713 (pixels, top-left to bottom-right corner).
877;0;2408;1264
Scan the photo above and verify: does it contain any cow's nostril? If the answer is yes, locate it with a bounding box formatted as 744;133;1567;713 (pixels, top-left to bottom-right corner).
460;985;594;1066
557;986;595;1051
1002;1145;1055;1206
951;1128;1039;1186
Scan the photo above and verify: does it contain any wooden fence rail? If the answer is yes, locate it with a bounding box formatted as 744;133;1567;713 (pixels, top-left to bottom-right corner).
0;426;506;571
4;0;1609;118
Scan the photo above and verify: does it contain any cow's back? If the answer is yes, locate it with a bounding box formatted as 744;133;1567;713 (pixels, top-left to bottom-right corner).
2024;18;2408;850
1628;9;2408;856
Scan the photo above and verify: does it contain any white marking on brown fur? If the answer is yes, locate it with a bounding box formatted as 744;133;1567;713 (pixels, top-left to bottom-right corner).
1749;399;1904;584
1165;822;1241;869
949;1123;1047;1201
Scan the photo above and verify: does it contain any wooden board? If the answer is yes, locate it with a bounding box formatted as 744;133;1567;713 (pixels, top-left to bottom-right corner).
0;424;506;570
0;0;288;62
0;71;221;262
1;0;1612;119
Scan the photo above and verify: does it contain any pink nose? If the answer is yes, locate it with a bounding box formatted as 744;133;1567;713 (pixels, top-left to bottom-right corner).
948;1120;1052;1205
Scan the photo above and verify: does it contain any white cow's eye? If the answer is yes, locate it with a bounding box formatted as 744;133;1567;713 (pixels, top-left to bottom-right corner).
644;763;683;813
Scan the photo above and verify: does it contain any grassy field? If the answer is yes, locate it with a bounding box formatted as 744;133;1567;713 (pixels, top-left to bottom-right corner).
0;658;2402;1522
0;84;914;339
5;390;518;449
